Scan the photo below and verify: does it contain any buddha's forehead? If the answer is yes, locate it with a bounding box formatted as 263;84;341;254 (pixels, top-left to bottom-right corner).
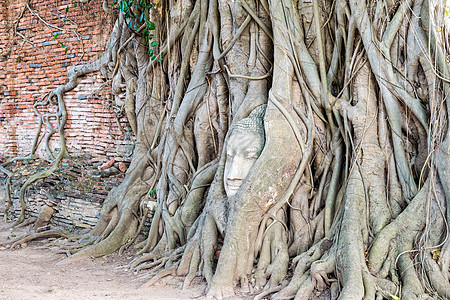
228;130;264;150
227;104;266;150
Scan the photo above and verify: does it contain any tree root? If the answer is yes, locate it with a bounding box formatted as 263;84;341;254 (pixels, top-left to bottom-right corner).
273;238;333;299
1;229;71;249
423;252;450;299
141;266;177;288
254;213;289;290
253;286;283;300
2;1;449;300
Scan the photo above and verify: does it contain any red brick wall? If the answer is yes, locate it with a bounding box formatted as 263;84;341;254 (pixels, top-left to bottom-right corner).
0;0;132;160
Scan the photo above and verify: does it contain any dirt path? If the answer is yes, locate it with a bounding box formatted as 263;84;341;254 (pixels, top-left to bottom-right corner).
0;221;246;300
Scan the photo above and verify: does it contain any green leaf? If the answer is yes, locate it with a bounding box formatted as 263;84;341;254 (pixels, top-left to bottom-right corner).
389;295;399;300
16;56;21;62
73;2;77;7
148;49;154;56
140;13;145;22
151;55;156;60
158;57;162;62
53;33;59;39
66;5;69;13
147;21;155;30
128;20;133;28
150;41;158;47
65;47;68;55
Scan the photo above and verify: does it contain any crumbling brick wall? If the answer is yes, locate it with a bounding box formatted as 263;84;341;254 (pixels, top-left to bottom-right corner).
0;0;133;160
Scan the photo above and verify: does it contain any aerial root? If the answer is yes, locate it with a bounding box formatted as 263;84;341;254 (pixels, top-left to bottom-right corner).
182;269;197;290
253;286;282;300
181;246;200;289
176;238;198;276
135;256;172;272
57;239;95;251
440;240;450;281
132;246;186;274
42;233;97;254
16;217;37;227
362;269;377;300
254;219;289;290
310;253;336;292
131;252;159;269
372;277;399;299
0;233;30;246
270;238;335;299
293;276;314;300
1;229;71;249
272;272;310;299
423;252;450;299
41;235;82;249
141;266;177;288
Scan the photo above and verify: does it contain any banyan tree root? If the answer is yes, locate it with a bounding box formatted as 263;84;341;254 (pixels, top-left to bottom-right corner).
73;0;450;299
2;0;450;299
0;229;72;249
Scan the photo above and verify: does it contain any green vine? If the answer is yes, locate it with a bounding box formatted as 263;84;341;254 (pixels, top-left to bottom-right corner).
113;0;161;60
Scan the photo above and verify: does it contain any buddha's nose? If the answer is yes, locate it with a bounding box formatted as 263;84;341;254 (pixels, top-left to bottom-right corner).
226;156;247;181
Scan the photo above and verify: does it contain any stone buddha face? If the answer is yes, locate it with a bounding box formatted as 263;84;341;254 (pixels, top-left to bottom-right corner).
224;105;266;198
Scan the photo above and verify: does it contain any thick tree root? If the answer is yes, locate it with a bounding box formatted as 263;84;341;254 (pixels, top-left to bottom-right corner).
273;238;333;299
141;267;177;288
0;229;72;249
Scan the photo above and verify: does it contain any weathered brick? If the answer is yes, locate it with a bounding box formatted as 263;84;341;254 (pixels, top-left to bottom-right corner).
0;0;133;160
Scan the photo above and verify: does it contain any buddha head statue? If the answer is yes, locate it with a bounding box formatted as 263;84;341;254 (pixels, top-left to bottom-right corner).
224;105;266;198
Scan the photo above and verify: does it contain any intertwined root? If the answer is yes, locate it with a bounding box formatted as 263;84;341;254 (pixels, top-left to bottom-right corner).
2;0;450;299
0;228;73;250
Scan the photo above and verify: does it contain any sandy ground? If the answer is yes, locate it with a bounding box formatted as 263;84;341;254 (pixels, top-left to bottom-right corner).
0;221;251;300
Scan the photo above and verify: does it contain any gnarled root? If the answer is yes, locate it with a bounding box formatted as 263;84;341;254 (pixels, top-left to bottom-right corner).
254;209;289;291
273;238;333;299
1;229;72;249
